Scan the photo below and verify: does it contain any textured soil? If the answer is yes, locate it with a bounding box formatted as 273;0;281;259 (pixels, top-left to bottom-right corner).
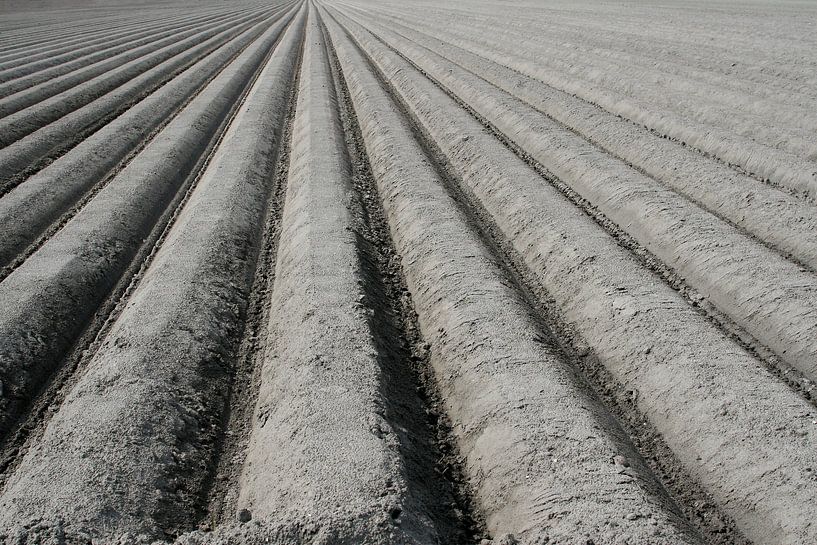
0;0;816;544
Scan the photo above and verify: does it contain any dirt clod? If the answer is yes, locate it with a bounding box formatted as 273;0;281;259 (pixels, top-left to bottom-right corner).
236;509;251;523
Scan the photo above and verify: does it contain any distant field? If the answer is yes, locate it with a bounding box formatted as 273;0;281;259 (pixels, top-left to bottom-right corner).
0;1;815;543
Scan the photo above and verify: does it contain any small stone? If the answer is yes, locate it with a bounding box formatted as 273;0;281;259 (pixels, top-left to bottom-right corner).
237;508;252;523
625;512;639;521
497;534;519;545
613;455;630;467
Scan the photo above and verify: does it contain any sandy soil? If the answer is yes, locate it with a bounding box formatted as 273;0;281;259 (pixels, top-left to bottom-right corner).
0;0;815;544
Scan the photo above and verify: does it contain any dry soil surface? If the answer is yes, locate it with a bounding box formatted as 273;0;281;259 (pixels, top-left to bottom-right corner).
0;0;816;544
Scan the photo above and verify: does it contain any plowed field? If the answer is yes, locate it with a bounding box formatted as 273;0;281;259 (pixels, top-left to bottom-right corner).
0;0;815;543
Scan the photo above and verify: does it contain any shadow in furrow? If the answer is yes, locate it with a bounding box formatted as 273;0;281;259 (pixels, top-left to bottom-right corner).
343;16;752;544
324;17;484;543
200;21;306;529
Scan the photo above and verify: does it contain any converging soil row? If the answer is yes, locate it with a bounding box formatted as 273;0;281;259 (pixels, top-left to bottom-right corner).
0;1;815;544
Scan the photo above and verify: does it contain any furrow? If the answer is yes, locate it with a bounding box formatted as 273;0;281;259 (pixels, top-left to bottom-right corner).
325;22;482;543
429;9;814;111
0;10;199;56
0;6;247;48
353;10;817;275
0;9;293;449
336;8;817;406
0;6;276;140
0;7;288;193
366;9;817;156
0;7;253;83
341;2;817;93
0;5;297;274
321;6;713;544
0;2;813;544
201;22;304;528
350;6;817;199
0;15;160;60
0;5;305;542
372;4;810;117
347;11;817;386
327;7;817;545
0;9;256;97
229;9;441;542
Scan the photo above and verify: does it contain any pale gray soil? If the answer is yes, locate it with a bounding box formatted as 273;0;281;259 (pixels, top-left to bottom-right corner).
0;0;815;544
